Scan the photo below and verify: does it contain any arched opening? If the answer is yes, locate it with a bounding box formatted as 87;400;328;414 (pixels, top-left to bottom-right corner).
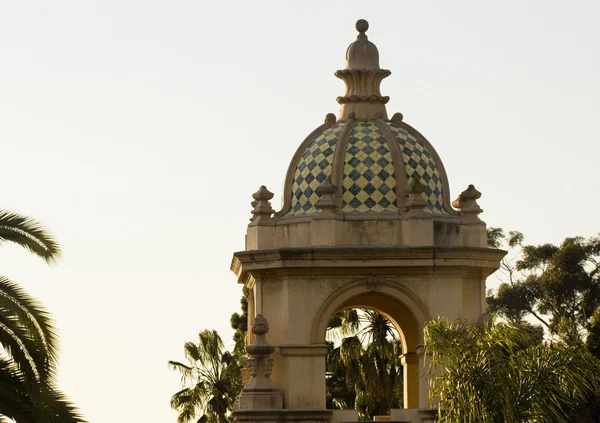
312;280;430;413
326;307;403;420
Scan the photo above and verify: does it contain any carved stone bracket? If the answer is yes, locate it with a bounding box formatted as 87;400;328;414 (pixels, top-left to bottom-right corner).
366;276;383;292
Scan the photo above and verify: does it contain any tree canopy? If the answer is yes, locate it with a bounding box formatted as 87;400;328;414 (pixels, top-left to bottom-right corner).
425;317;600;423
487;229;600;340
486;228;600;421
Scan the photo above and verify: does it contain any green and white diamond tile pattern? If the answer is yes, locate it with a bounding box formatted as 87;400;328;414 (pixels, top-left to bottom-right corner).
387;123;446;214
341;122;398;213
288;124;343;216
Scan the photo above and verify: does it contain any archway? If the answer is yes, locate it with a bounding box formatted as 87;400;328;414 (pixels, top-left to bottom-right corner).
311;278;431;410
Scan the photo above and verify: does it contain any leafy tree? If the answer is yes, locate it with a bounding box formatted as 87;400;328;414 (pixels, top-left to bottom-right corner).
0;210;86;423
425;317;600;423
588;308;600;358
326;309;402;420
487;228;600;422
487;229;600;340
169;330;242;423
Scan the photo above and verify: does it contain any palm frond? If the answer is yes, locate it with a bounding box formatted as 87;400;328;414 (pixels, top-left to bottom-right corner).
169;361;196;384
169;330;240;423
425;317;600;423
0;275;63;385
0;358;37;423
0;210;61;264
43;387;88;423
0;275;59;365
0;357;86;423
0;316;42;382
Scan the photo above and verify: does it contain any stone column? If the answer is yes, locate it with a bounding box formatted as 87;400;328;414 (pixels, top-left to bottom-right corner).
400;351;419;408
416;344;430;409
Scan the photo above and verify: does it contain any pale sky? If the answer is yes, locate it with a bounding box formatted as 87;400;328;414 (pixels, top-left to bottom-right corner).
1;1;599;422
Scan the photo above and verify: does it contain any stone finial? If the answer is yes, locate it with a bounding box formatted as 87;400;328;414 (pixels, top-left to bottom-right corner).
355;18;369;33
404;180;430;218
314;177;339;220
324;113;337;124
335;20;390;121
346;19;379;69
248;186;275;227
243;315;277;389
452;184;484;223
235;315;283;411
391;112;404;123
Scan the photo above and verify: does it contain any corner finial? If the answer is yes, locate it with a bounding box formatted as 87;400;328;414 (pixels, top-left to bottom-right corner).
356;19;369;33
452;184;484;224
248;186;275;227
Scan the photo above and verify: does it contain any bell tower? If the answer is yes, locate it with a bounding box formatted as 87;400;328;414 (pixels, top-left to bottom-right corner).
232;19;504;423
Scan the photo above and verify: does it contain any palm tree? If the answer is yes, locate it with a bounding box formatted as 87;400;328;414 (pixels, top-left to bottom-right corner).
326;309;403;420
169;330;242;423
0;209;86;422
425;317;600;423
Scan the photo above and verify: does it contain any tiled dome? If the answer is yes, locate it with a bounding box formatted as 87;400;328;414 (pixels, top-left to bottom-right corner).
276;20;455;220
284;119;449;217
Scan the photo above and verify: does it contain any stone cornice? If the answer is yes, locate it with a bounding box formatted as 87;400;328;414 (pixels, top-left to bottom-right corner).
231;246;506;283
233;409;332;422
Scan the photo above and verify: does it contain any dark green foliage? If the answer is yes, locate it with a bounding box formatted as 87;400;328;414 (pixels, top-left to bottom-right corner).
487;231;600;338
326;309;402;420
426;318;600;423
230;296;248;356
170;296;250;423
0;209;85;422
588;308;600;358
487;227;505;249
487;228;600;422
0;357;86;423
169;330;242;423
487;227;523;249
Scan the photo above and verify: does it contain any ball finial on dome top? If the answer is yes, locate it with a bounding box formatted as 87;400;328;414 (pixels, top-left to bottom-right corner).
336;19;389;121
356;19;369;33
